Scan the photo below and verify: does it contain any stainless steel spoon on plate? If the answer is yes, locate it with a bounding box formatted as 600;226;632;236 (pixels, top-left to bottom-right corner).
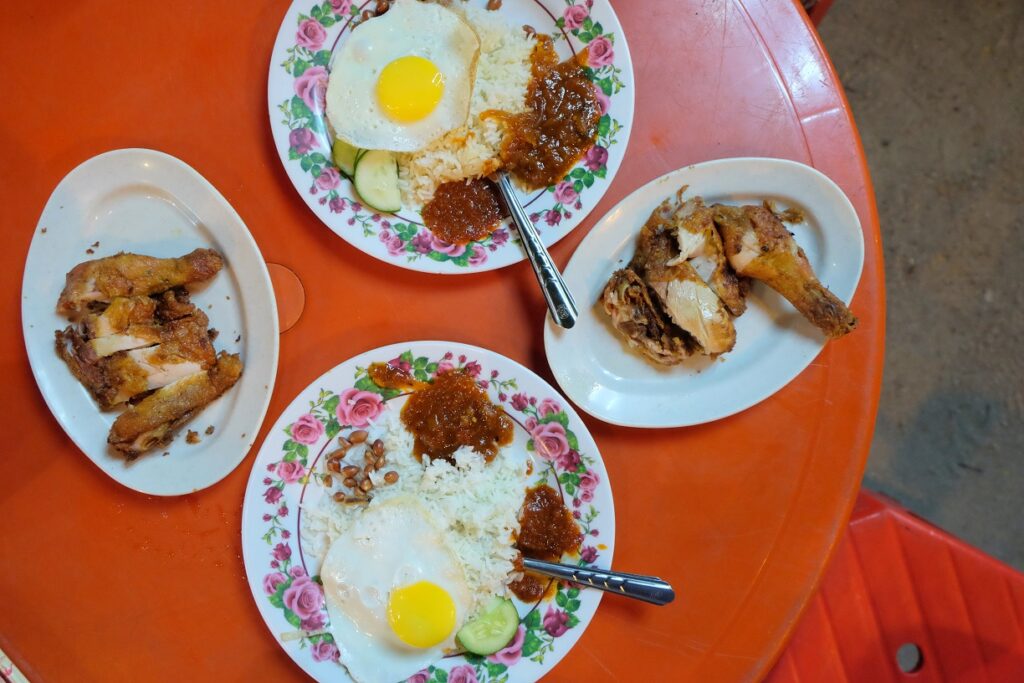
493;172;578;329
522;557;676;606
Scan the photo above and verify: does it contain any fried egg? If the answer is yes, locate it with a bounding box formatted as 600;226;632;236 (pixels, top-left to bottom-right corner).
320;496;473;683
325;0;480;153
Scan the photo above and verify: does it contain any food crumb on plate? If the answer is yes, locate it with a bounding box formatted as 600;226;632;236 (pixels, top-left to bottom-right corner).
186;430;200;444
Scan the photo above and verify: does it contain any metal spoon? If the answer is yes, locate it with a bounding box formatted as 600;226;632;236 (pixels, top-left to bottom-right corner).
493;172;578;329
522;557;676;606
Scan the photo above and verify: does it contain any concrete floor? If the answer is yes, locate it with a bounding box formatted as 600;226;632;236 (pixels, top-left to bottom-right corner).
818;1;1024;569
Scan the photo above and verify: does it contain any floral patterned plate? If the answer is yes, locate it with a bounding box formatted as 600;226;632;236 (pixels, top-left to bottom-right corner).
241;341;614;682
267;0;634;274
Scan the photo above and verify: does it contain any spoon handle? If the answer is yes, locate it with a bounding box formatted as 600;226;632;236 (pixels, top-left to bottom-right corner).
522;557;676;606
495;173;578;329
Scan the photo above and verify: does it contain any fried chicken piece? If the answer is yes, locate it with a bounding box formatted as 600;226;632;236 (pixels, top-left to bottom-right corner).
667;195;749;316
632;205;736;356
645;263;736;356
81;292;205;357
78;296;162;356
600;268;696;365
155;288;200;322
109;352;243;459
118;311;217;395
84;296;157;337
57;249;223;316
87;325;163;357
712;205;857;338
55;310;217;408
56;327;111;403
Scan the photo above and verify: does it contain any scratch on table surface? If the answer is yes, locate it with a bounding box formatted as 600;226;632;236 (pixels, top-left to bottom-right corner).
634;635;690;655
745;99;790;125
645;142;680;175
708;647;765;663
635;625;688;642
582;643;620;680
731;0;813;161
712;1;730;105
707;526;777;541
629;622;710;654
800;106;843;127
713;650;759;663
666;634;712;655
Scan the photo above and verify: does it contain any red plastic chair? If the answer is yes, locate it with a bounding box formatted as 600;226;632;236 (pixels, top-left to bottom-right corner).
765;491;1024;682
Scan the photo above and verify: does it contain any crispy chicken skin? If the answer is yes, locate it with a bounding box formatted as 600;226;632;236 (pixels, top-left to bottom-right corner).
84;297;161;357
84;296;158;338
55;249;241;458
600;268;695;365
632;207;736;356
82;291;204;357
55;309;216;409
712;205;857;338
55;327;110;404
57;249;223;316
155;288;200;322
109;352;243;459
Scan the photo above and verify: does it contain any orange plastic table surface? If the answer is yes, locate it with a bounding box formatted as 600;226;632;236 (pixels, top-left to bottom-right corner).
0;1;883;681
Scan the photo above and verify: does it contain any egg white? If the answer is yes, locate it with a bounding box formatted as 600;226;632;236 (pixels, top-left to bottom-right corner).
326;0;480;153
320;496;473;683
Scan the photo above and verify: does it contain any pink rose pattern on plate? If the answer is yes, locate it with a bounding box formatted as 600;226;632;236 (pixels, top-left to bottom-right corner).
334;387;385;427
259;349;605;680
276;0;625;269
289;413;323;445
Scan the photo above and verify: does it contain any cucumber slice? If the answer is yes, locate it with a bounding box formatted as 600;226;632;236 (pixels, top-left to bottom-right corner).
353;149;401;213
457;597;519;655
331;139;361;178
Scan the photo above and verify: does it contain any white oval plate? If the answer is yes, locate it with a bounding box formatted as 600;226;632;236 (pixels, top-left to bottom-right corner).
241;341;614;682
22;149;280;495
545;157;865;428
267;0;634;274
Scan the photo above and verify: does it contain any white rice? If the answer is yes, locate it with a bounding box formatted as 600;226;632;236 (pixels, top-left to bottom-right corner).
301;410;528;615
396;3;534;207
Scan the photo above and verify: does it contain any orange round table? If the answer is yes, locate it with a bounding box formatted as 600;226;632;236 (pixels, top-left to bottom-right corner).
0;1;883;681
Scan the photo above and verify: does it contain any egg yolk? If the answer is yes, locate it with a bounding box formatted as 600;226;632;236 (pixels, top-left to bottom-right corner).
376;56;445;123
387;580;456;648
